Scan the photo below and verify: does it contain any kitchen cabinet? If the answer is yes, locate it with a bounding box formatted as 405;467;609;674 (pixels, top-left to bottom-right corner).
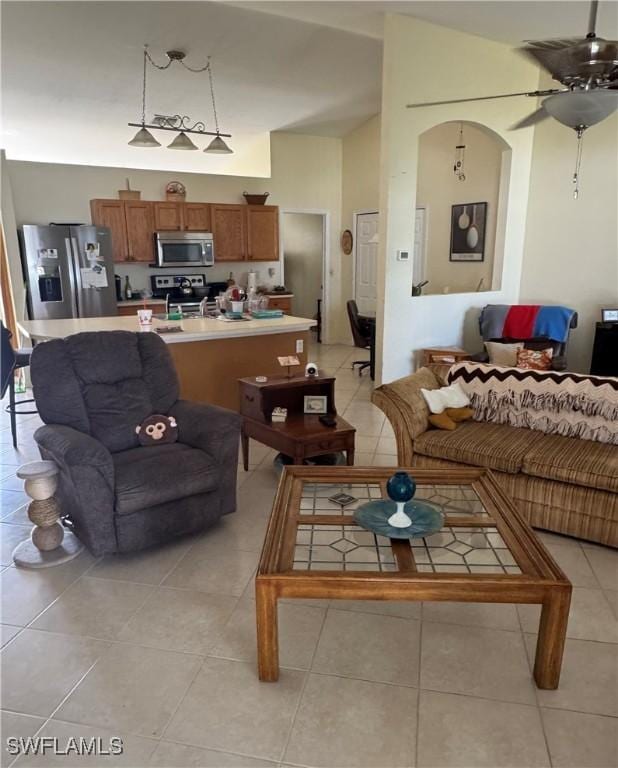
117;302;164;317
91;199;154;263
266;295;292;314
153;202;183;231
246;205;279;261
125;202;155;262
211;204;247;261
90;200;128;263
183;203;211;231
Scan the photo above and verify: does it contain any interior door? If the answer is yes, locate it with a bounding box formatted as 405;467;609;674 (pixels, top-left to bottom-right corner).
413;207;427;287
354;212;379;316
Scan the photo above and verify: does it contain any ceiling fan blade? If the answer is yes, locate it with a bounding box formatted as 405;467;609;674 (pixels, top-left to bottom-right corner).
406;89;561;109
510;107;550;130
520;38;618;83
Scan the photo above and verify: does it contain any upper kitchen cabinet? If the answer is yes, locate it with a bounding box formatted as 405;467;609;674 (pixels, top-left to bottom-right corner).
90;200;128;262
153;202;183;231
211;204;247;261
246;205;279;261
124;202;155;262
91;199;154;263
183;203;211;231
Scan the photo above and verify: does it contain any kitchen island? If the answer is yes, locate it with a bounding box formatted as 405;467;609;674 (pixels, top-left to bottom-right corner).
18;314;316;411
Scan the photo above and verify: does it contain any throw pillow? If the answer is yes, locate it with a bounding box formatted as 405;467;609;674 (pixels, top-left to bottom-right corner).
516;348;553;371
428;413;457;430
446;406;474;422
421;382;470;414
135;414;178;446
485;341;524;367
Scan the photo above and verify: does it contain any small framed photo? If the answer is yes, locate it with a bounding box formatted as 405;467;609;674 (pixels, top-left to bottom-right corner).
601;308;618;323
304;395;328;414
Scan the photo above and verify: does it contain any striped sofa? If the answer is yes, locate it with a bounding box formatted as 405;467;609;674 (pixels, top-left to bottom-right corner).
372;365;618;548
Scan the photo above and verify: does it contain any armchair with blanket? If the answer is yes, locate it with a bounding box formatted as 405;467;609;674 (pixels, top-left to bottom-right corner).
30;330;240;556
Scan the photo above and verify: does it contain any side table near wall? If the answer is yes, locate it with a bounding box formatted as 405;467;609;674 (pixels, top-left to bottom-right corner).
13;460;83;568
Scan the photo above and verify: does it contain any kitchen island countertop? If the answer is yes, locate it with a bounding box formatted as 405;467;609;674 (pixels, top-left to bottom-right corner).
18;314;316;345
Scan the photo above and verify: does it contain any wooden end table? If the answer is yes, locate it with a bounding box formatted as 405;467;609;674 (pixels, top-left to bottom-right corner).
239;374;355;468
255;466;571;688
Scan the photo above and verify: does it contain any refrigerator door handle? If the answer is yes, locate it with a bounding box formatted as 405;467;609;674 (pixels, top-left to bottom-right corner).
65;237;79;317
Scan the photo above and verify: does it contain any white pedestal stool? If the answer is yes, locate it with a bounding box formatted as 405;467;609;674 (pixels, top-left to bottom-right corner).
13;460;84;568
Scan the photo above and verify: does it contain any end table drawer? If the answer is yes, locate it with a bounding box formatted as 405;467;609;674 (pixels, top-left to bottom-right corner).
305;436;350;454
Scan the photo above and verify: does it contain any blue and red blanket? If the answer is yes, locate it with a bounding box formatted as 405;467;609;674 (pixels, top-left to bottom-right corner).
480;304;576;344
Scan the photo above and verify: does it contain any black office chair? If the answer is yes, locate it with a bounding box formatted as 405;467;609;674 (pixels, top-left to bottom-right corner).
1;322;37;448
347;300;372;376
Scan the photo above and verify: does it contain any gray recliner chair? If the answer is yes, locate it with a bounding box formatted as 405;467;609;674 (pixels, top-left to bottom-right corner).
30;330;240;556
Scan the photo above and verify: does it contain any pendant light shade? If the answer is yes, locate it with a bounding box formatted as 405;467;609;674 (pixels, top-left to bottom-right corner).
543;89;618;129
167;131;199;150
204;134;233;154
128;126;161;147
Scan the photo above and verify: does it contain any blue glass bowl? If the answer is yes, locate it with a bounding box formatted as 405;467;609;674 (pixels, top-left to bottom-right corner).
354;499;444;539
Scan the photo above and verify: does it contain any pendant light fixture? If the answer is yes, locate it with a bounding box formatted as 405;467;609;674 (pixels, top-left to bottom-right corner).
128;45;233;154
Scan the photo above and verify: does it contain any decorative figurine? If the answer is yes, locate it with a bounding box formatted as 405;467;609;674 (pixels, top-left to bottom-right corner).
385;471;417;528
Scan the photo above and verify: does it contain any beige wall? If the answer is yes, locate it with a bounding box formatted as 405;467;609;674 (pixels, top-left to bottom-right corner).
282;213;323;320
520;76;618;373
6;132;345;341
417;121;504;295
377;14;539;384
341;115;381;340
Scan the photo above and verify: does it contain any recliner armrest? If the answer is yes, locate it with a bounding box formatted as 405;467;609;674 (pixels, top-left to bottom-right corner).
169;400;241;461
35;424;114;476
34;424;116;556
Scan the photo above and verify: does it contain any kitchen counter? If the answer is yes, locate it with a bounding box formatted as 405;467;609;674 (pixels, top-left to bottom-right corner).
18;314;315;344
18;314;316;410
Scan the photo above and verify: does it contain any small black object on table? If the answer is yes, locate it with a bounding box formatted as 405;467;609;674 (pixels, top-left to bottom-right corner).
239;374;355;468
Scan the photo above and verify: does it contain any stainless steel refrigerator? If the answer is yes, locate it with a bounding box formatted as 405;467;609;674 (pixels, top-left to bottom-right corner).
20;225;118;320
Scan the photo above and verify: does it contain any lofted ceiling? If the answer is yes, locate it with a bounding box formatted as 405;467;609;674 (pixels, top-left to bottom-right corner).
3;1;615;177
1;1;382;175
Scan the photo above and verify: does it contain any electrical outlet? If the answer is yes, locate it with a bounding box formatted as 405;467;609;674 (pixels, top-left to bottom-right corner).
296;339;304;354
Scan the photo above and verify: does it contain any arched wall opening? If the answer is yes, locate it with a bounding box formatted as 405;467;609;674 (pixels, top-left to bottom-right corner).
413;120;512;297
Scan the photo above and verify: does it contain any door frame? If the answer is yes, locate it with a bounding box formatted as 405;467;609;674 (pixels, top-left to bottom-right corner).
352;209;379;304
279;208;330;344
413;204;429;288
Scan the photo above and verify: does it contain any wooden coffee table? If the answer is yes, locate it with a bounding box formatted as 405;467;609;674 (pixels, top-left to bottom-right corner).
255;466;571;688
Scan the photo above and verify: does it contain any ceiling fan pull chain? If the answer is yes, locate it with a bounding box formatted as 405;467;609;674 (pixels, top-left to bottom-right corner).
572;127;585;199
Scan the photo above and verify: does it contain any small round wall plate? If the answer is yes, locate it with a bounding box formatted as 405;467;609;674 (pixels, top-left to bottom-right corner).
354;499;444;539
341;229;353;255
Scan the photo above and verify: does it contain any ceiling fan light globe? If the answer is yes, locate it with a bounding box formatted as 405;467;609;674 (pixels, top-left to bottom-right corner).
128;127;161;147
204;135;233;154
167;131;199;150
544;89;618;128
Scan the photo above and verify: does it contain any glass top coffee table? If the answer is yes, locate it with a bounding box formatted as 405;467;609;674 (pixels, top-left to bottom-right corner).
256;466;571;688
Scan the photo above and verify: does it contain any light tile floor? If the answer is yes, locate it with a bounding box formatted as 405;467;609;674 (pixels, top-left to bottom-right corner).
1;343;617;768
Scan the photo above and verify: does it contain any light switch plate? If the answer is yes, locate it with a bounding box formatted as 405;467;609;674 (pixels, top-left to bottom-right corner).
397;250;410;261
296;339;304;354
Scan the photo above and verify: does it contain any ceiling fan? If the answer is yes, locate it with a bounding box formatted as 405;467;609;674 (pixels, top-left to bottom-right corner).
406;0;618;197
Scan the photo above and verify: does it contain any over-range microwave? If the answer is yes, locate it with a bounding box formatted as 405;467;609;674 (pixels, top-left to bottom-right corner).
155;231;214;268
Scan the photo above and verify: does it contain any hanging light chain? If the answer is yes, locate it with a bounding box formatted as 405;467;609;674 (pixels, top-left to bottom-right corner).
207;58;220;134
140;46;148;125
573;126;586;199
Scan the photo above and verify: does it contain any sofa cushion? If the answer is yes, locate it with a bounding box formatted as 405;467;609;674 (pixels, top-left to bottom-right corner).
414;421;546;474
522;434;618;493
113;443;218;515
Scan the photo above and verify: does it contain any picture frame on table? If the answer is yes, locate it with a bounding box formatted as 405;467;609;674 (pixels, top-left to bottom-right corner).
304;395;328;415
450;202;487;262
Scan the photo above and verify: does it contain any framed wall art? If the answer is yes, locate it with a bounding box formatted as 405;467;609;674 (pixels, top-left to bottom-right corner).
450;202;487;262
